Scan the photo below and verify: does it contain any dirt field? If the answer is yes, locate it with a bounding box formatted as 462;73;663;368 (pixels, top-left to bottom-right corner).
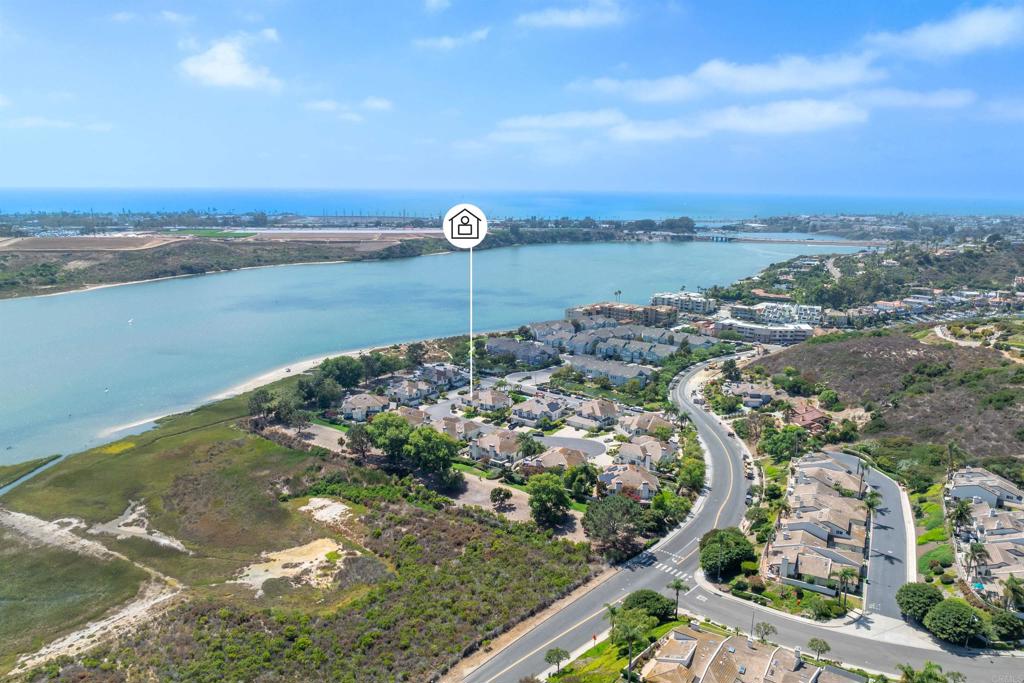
0;235;184;251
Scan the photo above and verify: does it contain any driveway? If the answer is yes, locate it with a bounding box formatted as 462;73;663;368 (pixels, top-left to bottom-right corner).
827;449;910;619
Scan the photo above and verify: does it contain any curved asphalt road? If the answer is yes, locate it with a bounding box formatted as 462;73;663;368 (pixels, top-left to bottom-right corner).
460;356;1020;683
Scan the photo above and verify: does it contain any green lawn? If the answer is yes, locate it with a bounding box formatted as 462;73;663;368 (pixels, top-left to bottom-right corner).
0;454;60;488
918;544;954;574
550;619;687;683
548;379;646;407
452;462;492;478
310;416;349;432
0;529;148;675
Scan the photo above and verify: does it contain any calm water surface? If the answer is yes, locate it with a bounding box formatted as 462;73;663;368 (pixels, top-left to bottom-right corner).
0;239;858;465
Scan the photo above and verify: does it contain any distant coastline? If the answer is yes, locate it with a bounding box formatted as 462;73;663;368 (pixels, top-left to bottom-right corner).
3;188;1024;219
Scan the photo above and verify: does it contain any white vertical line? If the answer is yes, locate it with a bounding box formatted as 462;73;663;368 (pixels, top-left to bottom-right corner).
469;246;474;399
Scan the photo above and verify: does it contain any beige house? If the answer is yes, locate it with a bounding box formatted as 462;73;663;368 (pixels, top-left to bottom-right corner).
521;446;586;472
619;411;674;437
469;429;520;467
341;393;390;422
598;463;660;500
393;406;429;426
470;389;512;412
431;416;483;442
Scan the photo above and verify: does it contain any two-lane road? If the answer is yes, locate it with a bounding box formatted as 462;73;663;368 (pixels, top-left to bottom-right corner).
461;356;1023;683
461;359;750;683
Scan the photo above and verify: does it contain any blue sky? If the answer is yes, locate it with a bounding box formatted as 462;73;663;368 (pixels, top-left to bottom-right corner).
0;1;1023;197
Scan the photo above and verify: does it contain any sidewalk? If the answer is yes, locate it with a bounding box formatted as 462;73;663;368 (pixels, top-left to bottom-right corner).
690;569;941;650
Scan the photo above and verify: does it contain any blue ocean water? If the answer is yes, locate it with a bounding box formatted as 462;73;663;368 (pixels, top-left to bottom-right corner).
1;189;1022;220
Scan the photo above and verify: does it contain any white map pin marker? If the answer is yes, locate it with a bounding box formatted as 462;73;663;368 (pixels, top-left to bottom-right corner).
442;203;488;400
443;203;488;249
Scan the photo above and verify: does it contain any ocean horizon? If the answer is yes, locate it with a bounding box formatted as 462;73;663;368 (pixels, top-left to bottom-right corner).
2;189;1023;220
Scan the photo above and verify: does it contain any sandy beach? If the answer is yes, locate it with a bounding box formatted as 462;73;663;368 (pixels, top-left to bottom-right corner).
207;344;385;400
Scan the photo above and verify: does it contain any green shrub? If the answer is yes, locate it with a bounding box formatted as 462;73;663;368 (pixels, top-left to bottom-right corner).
896;582;943;621
740;560;760;576
924;599;986;644
621;589;677;623
940;574;955;585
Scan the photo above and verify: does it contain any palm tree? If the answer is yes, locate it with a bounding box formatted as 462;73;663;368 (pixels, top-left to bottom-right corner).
516;432;543;459
603;602;619;627
773;498;792;525
946;499;973;535
833;567;860;608
615;618;647;679
614;289;622;302
667;578;689;618
965;542;991;578
1003;575;1024;611
897;663;918;683
863;490;882;526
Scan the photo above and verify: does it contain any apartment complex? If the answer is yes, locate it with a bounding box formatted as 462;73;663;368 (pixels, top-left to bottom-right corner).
714;318;814;345
651;290;718;314
731;302;823;325
566;301;677;326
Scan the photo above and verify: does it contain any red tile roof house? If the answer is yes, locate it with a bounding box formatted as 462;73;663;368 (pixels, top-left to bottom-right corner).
789;404;830;434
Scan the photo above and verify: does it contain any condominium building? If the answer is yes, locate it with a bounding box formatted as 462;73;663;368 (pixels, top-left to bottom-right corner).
651;291;718;314
566;301;677;327
713;318;814;345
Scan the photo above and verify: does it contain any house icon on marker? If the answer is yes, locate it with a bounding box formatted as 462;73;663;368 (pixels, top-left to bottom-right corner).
447;207;482;240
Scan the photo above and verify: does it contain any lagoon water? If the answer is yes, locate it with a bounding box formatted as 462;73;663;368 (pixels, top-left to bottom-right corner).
0;239;858;465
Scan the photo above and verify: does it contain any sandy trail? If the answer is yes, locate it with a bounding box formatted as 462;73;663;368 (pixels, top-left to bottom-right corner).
0;506;182;674
9;579;181;675
88;500;192;554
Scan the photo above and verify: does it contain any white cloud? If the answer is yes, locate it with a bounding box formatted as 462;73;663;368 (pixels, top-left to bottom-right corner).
361;96;393;111
110;11;136;22
987;98;1024;120
851;88;975;109
0;94;9;108
610;99;869;141
497;98;869;145
866;5;1024;59
413;27;489;50
305;97;390;121
180;30;282;92
158;10;192;25
516;0;623;29
701;99;868;135
424;0;450;12
4;116;112;132
499;108;627;130
580;52;884;102
305;99;340;112
6;116;75;129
